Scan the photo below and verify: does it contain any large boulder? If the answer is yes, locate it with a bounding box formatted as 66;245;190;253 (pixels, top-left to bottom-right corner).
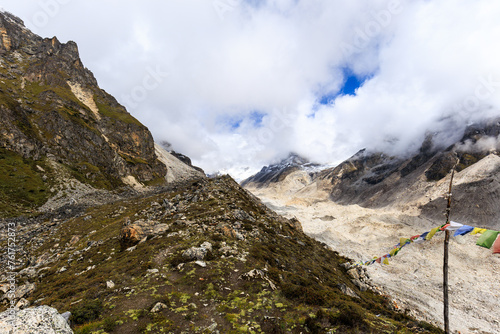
118;219;171;249
0;305;73;333
119;224;145;248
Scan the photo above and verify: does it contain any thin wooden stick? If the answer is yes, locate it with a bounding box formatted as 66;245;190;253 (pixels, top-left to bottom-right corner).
443;160;458;334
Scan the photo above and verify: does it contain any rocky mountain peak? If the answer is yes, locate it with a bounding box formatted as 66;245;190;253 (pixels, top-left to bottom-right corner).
280;152;310;167
0;11;180;217
241;152;325;188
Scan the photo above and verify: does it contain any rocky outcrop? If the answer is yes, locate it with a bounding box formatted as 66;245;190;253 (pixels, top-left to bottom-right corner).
0;11;169;217
0;305;73;334
169;150;205;174
118;218;170;248
0;11;211;217
155;143;205;183
318;119;500;207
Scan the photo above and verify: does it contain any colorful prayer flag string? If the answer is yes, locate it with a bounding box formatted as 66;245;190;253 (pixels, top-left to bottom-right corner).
359;221;500;266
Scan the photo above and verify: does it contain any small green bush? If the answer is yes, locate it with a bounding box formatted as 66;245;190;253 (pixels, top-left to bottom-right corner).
70;299;103;325
102;317;117;332
332;303;366;329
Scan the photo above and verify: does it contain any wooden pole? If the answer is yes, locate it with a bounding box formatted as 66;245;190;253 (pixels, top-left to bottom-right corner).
443;230;450;334
443;163;457;334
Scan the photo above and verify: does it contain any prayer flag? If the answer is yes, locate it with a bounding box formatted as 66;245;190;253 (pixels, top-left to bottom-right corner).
446;221;463;231
492;235;500;254
454;225;474;237
440;224;450;231
476;230;500;249
414;237;425;244
426;227;439;240
471;228;487;235
389;248;400;257
400;238;410;246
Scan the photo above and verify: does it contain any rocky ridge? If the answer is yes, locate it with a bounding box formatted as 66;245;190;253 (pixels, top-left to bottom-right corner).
0;176;442;333
245;119;500;229
241;153;324;188
0;11;179;217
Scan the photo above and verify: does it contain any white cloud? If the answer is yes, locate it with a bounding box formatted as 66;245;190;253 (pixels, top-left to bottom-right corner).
2;0;500;176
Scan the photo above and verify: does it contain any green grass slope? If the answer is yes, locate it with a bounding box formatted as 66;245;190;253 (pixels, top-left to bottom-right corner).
1;176;443;334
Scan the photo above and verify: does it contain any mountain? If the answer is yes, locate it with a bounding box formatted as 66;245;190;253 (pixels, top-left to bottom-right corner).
312;119;500;229
245;120;500;229
0;11;443;334
241;153;325;188
242;120;500;334
0;11;204;218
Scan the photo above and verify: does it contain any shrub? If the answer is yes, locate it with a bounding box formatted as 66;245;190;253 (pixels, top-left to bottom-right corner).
332;303;366;329
102;317;117;332
281;283;326;306
70;299;103;325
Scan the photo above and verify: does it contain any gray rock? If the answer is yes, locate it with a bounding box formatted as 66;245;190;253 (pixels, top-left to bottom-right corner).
106;280;115;289
150;302;168;313
15;283;36;299
163;199;174;210
233;209;255;222
0;305;74;333
353;280;369;292
200;242;213;252
61;311;71;326
126;245;136;252
347;268;360;281
338;284;359;298
182;242;212;261
19;267;37;278
0;284;9;294
15;298;30;309
152;224;169;235
195;261;207;267
340;262;352;269
240;269;266;280
240;269;277;290
207;322;218;332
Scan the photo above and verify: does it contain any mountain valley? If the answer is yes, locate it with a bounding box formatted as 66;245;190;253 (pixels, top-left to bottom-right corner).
243;128;500;334
0;10;451;334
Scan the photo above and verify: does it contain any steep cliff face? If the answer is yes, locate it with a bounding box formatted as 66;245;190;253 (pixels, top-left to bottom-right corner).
0;12;168;216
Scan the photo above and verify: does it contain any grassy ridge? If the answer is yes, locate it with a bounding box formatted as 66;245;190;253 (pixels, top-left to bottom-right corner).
5;177;443;333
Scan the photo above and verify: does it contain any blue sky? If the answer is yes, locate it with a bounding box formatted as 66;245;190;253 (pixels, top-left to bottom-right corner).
319;69;369;105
